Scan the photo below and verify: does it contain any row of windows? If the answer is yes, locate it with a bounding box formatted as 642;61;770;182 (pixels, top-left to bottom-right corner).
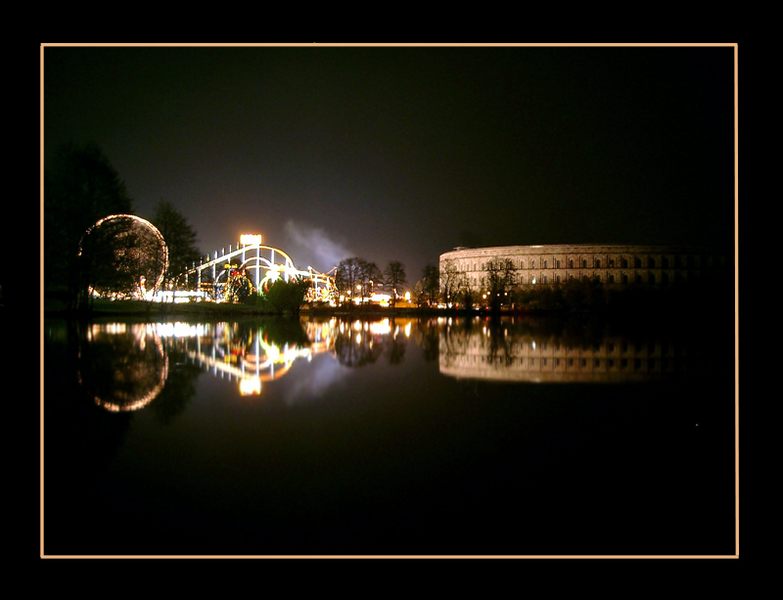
465;271;691;286
464;340;678;355
476;356;678;370
461;255;706;271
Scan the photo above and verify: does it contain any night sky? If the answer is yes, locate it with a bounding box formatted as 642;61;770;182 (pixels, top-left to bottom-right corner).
43;45;735;281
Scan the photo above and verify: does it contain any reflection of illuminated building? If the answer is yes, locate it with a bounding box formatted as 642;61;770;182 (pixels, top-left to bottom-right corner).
439;324;687;383
79;323;169;412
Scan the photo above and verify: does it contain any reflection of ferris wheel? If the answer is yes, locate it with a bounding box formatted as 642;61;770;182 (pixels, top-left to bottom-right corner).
78;214;169;299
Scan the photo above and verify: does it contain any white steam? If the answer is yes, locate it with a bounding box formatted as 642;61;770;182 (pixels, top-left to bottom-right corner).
282;220;353;272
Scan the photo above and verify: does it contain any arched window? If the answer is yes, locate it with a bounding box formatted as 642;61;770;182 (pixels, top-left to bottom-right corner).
568;259;574;268
581;259;587;268
621;274;628;284
621;258;628;268
556;259;561;268
608;258;615;268
543;259;548;269
634;257;642;268
594;258;601;268
648;257;655;268
608;274;615;284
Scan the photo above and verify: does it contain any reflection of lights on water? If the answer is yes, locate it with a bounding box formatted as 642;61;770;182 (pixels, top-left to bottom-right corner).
369;319;391;335
404;322;412;338
353;320;363;332
239;376;262;396
91;323;127;336
86;326;169;413
355;333;362;344
94;352;169;412
150;322;208;338
532;341;536;350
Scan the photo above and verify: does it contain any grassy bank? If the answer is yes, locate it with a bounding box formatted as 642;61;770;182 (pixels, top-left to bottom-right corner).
45;298;292;318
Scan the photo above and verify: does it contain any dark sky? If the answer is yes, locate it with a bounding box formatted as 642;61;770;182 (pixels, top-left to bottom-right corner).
44;45;734;281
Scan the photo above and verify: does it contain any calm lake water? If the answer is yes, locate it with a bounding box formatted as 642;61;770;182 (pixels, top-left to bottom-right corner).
43;314;736;555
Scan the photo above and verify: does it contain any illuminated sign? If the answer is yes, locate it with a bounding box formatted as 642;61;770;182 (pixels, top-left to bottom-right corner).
240;234;263;246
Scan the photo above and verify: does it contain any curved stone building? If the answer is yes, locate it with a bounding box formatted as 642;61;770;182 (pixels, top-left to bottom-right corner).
439;244;722;293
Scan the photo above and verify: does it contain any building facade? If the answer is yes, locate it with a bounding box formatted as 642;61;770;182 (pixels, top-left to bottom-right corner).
439;244;722;294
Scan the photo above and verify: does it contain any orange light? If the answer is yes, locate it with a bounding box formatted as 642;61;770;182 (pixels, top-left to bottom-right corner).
240;234;263;246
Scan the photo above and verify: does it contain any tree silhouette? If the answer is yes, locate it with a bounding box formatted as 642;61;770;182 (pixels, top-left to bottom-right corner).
44;142;133;307
483;259;516;312
150;199;201;287
418;264;440;307
383;261;407;307
335;257;362;305
439;258;468;308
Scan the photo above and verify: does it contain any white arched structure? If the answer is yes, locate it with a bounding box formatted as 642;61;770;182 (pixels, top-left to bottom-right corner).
178;241;335;302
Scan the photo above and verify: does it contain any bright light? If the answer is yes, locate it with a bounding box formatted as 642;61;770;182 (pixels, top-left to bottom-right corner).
370;293;392;307
369;319;391;335
152;322;207;338
240;234;263;246
404;322;412;338
404;291;411;302
239;376;262;396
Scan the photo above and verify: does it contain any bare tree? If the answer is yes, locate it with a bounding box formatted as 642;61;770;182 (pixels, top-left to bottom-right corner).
383;260;407;307
440;259;468;308
358;259;382;303
335;257;362;305
483;258;516;312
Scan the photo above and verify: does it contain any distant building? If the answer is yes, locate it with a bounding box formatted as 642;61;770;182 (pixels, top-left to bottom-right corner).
439;244;724;294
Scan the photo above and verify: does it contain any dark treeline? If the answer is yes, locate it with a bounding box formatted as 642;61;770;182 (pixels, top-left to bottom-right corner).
334;257;408;306
45;142;202;312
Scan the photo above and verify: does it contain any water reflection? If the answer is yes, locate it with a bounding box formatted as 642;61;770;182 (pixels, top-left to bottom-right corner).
439;317;689;383
78;323;169;412
74;315;679;414
77;317;421;412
